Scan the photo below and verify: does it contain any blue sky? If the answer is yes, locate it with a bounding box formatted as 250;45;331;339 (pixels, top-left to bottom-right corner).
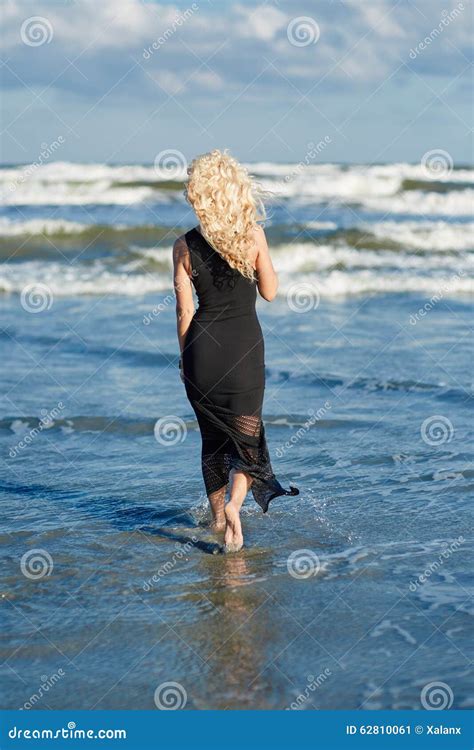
1;0;472;164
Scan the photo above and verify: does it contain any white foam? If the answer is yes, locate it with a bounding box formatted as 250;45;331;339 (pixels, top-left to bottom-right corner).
250;161;474;184
1;161;472;208
0;218;93;236
1;250;471;299
278;270;473;298
303;220;338;231
0;161;180;206
0;260;172;296
2;182;161;206
360;190;474;217
368;221;474;251
271;242;473;273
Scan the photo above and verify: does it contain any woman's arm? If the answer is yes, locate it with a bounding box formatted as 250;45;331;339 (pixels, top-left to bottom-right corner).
254;225;279;301
172;236;195;356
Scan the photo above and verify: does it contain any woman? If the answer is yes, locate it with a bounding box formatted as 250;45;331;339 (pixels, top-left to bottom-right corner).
173;149;298;553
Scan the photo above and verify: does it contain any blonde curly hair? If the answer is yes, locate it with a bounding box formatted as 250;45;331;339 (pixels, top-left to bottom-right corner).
185;149;265;280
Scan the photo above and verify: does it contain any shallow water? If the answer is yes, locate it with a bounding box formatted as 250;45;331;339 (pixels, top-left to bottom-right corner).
1;290;472;710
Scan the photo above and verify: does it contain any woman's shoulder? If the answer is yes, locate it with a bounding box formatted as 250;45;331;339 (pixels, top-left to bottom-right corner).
173;233;194;270
248;223;266;265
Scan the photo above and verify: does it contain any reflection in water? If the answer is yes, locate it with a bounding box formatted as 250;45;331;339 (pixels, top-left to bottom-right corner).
191;552;272;709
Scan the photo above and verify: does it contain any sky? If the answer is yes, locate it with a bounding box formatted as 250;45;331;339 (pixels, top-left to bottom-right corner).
1;0;472;165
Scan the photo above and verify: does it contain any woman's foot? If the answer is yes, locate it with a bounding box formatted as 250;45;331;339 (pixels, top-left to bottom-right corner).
208;486;227;532
223;503;243;553
210;513;226;532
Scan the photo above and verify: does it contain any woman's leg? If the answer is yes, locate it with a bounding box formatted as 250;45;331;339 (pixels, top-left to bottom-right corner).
208;485;227;531
224;469;252;552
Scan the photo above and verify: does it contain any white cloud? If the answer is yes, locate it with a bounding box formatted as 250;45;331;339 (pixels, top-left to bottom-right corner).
233;4;287;41
1;0;470;98
190;69;224;91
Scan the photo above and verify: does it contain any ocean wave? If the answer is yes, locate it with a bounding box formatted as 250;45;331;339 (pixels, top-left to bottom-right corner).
0;218;176;248
0;218;92;237
2;182;171;206
250;161;474;183
1;412;352;437
0;259;172;296
256;162;473;200
266;369;473;401
278;270;473;298
366;221;474;251
1;161;472;208
0;160;187;185
359;189;474;217
1;252;471;298
0;162;184;205
270;243;473;273
1;216;472;256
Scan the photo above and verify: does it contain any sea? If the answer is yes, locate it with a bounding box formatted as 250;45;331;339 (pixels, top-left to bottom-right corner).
1;160;472;710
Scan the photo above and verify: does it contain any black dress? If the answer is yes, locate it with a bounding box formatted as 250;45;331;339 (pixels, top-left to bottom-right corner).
182;227;299;512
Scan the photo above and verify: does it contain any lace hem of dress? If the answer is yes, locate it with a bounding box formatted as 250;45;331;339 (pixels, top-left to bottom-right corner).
193;399;299;512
